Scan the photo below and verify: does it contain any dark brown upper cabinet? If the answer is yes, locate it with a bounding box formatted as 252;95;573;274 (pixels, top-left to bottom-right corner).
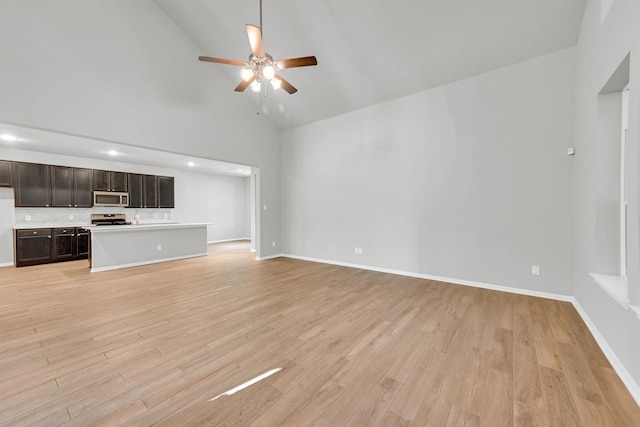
94;170;128;192
50;166;74;207
127;173;143;208
143;175;157;208
0;160;12;187
50;166;94;208
73;168;93;207
14;162;51;207
157;176;175;208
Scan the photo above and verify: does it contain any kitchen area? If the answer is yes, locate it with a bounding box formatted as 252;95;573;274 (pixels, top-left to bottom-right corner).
3;159;209;272
0;136;255;271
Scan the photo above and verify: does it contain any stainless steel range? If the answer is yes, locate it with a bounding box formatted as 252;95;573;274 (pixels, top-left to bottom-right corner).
90;213;131;226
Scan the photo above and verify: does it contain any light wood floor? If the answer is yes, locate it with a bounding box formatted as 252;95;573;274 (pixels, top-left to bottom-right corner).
1;241;639;426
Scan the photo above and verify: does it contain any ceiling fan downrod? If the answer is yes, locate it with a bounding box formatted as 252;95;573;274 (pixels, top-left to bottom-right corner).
259;0;263;36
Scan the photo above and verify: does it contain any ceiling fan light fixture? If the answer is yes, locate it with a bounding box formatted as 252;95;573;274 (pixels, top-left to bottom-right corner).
262;64;275;80
250;79;261;92
270;77;281;90
240;66;254;81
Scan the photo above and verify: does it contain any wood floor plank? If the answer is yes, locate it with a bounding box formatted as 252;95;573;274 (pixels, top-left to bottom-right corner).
0;241;638;426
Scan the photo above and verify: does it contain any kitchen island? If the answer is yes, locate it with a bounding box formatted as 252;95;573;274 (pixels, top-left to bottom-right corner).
87;223;208;272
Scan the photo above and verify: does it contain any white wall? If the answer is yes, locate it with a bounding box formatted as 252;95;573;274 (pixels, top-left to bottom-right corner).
0;0;280;256
176;170;250;242
282;47;576;296
0;187;16;266
572;0;640;396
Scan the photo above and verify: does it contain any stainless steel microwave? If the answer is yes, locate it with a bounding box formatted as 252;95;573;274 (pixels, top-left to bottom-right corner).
93;191;129;207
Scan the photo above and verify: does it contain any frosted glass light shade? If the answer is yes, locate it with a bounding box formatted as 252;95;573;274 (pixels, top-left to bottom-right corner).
240;67;254;81
262;65;275;80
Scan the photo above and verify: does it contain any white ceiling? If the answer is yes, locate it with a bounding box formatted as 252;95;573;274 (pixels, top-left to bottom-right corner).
0;123;252;177
155;0;587;130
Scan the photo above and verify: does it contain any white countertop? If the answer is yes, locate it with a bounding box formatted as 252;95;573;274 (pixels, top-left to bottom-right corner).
13;221;194;230
87;222;208;233
14;223;90;230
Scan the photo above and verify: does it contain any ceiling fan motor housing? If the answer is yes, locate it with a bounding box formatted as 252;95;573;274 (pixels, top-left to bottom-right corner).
247;53;277;81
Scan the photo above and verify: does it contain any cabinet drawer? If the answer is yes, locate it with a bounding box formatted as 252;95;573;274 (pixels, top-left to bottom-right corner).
54;228;76;235
16;228;52;237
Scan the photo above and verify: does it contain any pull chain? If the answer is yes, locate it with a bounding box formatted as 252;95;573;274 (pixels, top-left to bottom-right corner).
256;89;260;115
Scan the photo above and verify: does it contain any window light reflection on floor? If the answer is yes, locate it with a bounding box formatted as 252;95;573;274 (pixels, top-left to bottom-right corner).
209;368;283;402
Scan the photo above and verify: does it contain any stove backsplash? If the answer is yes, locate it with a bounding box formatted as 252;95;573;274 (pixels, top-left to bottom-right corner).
14;207;173;227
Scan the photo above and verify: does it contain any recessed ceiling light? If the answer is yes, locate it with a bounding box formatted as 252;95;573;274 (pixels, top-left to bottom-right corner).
188;162;195;167
0;134;19;142
107;150;118;156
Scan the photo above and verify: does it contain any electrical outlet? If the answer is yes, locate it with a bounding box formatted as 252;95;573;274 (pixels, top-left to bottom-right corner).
68;214;74;221
157;244;162;251
272;241;276;247
264;204;268;210
25;215;31;221
531;265;540;275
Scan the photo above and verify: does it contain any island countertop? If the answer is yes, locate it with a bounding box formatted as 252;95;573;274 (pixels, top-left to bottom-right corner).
88;222;209;272
84;222;211;233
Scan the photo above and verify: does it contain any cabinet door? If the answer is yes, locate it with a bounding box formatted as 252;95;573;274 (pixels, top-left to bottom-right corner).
112;172;128;192
15;229;52;266
0;160;12;187
14;162;50;207
73;168;93;207
53;228;76;261
93;170;111;191
50;166;74;207
127;173;143;208
143;175;157;208
157;176;175;208
76;228;89;259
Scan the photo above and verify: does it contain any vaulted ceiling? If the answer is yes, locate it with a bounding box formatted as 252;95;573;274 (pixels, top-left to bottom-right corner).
155;0;587;130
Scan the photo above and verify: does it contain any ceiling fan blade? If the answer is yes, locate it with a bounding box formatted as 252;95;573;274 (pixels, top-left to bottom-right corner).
274;74;297;94
199;56;245;67
276;56;318;69
246;24;265;58
234;75;256;92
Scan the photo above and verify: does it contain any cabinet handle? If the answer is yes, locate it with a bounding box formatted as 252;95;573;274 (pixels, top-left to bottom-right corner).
68;204;72;207
45;204;49;207
48;236;51;239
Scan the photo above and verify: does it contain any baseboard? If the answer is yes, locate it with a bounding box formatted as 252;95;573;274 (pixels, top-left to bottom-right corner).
0;262;14;268
90;252;208;273
281;253;572;302
570;297;640;406
256;253;284;261
276;253;640;405
208;238;251;244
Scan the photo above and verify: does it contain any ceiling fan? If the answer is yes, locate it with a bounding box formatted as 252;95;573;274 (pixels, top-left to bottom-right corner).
198;0;317;95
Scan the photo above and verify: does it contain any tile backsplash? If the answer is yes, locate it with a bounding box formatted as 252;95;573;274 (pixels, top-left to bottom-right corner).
15;207;173;226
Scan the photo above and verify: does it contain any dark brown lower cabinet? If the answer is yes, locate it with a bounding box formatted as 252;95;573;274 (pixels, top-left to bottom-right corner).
53;228;76;261
76;229;89;259
15;227;89;267
15;229;53;267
